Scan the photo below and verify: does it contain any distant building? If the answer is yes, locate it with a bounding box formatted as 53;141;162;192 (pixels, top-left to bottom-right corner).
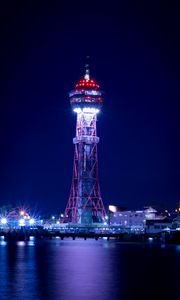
109;209;145;228
145;218;173;234
108;205;163;231
144;207;157;220
172;216;180;229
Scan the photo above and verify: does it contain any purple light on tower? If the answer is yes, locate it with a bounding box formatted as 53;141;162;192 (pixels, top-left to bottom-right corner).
63;61;106;224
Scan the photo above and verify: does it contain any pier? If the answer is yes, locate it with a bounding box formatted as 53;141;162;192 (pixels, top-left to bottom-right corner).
1;228;180;244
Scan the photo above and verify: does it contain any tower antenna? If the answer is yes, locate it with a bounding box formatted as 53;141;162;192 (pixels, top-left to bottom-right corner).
84;56;90;80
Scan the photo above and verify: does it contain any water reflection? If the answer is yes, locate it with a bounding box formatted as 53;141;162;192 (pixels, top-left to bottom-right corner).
0;239;180;300
176;245;180;251
53;239;117;300
0;240;39;299
31;239;120;300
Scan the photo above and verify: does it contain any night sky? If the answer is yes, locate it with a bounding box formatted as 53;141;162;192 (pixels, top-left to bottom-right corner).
0;1;179;215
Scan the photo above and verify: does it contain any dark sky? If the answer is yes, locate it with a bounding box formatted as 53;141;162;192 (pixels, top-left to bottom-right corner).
0;0;179;214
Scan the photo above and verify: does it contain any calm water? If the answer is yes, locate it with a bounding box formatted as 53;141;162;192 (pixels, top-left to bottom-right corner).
0;238;180;300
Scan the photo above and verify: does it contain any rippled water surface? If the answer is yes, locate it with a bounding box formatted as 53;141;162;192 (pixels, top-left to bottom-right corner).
0;238;180;300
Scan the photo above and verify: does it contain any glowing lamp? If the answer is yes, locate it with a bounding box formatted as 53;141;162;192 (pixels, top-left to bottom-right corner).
108;205;118;213
73;107;82;113
19;218;25;226
1;218;7;225
82;107;99;114
29;218;35;225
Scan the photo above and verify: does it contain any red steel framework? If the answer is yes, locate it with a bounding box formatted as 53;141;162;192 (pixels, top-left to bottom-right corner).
63;62;106;224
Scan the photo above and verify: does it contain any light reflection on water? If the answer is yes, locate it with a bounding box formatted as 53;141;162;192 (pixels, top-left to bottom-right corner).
0;240;7;246
0;239;179;300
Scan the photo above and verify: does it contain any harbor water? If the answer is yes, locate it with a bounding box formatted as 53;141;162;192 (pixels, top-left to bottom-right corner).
0;238;180;300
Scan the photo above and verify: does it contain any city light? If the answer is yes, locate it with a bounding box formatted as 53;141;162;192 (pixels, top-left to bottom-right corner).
29;218;35;225
164;227;170;231
20;210;25;216
73;107;100;114
83;107;99;113
109;205;118;213
73;107;81;113
19;218;25;226
1;217;7;225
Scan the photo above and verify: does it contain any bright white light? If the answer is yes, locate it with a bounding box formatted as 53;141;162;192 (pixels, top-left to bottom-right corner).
73;108;82;113
20;210;25;216
83;107;99;114
108;205;117;213
60;213;64;218
105;215;108;220
52;216;55;220
56;221;60;224
1;218;7;225
19;218;25;226
164;227;170;231
84;73;90;80
29;218;35;225
73;107;100;114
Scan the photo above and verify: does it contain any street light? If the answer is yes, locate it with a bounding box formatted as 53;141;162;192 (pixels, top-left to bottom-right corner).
29;218;35;225
1;217;7;225
19;218;25;226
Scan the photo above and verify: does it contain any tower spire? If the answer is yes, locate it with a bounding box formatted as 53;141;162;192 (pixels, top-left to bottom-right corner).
84;56;90;80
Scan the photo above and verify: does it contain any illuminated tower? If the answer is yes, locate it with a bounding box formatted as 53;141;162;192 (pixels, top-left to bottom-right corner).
63;62;106;224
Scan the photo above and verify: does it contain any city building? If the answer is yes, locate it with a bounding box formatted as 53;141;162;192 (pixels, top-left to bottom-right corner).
145;218;173;234
108;205;163;231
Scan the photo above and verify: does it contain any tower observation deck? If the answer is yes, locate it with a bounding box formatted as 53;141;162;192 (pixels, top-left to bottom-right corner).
63;62;106;224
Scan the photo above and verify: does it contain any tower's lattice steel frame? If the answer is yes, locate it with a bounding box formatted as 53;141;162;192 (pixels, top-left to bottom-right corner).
63;63;106;224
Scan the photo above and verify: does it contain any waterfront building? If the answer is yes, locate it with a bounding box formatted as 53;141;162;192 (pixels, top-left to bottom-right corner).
145;218;173;234
108;206;163;231
172;216;180;229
